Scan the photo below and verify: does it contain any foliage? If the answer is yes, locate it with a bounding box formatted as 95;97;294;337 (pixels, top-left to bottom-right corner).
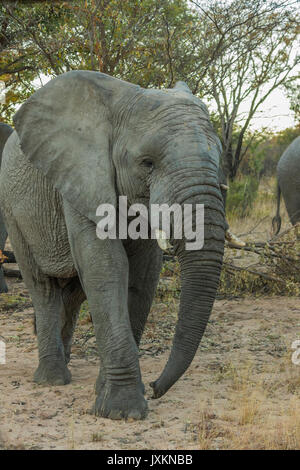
0;0;299;177
226;176;260;218
284;81;300;124
240;126;300;178
190;0;300;180
0;1;72;122
0;0;193;121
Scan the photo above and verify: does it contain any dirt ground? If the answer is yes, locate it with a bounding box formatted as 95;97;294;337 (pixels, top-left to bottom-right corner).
0;269;299;450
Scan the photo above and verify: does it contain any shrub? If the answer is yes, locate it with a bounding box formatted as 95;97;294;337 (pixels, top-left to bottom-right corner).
226;176;260;218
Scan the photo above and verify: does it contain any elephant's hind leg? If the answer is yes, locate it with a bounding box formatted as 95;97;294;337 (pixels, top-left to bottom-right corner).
32;278;72;386
60;277;86;364
0;210;8;293
5;220;72;385
126;239;162;348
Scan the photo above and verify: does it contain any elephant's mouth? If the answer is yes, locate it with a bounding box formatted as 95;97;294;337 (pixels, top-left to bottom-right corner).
154;229;173;252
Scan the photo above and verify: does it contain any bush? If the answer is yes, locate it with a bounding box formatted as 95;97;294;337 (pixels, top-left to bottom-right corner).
226;176;260;218
219;227;300;298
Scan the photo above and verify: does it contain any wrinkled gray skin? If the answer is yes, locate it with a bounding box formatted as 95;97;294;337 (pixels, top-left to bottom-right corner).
0;122;13;293
218;167;229;227
272;136;300;235
0;72;225;420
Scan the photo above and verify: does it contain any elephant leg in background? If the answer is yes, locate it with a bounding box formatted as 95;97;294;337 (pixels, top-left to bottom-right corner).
5;220;72;385
126;239;162;347
281;188;300;227
60;277;86;364
95;239;162;395
63;202;147;420
0;210;8;293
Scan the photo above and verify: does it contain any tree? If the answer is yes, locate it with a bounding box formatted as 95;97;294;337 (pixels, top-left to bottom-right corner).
0;0;194;121
0;1;75;121
1;0;299;170
187;0;300;180
64;0;193;87
284;82;300;124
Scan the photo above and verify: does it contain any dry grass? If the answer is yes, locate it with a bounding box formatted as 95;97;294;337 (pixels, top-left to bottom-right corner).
194;356;300;450
185;357;300;450
91;432;105;442
224;397;300;450
228;176;289;242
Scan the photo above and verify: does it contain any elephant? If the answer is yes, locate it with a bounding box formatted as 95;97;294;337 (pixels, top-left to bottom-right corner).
0;122;13;293
272;136;300;235
0;71;228;420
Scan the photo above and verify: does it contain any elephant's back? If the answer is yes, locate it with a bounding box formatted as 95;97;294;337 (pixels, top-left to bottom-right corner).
0;131;59;206
277;136;300;177
0;122;13;165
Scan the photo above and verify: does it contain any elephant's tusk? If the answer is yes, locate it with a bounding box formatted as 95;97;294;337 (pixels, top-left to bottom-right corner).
220;183;229;191
155;229;172;252
225;230;246;248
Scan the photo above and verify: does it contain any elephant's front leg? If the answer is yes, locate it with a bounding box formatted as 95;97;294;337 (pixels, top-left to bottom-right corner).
95;239;162;395
64;204;147;420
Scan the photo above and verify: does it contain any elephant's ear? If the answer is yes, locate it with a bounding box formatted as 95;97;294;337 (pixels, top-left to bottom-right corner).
13;71;127;224
173;81;193;94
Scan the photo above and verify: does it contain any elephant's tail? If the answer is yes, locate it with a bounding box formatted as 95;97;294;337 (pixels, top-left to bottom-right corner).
272;182;282;235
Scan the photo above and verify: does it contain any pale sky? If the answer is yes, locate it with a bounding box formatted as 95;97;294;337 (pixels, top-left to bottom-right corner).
237;88;297;132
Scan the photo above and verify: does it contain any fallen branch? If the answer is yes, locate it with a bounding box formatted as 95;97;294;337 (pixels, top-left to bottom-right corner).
237;216;269;237
3;267;22;279
222;262;285;284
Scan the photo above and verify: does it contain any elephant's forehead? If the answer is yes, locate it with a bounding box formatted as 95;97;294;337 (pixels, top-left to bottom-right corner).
139;88;207;114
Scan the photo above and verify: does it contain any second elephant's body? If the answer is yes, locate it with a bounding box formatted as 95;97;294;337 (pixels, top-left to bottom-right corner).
273;136;300;234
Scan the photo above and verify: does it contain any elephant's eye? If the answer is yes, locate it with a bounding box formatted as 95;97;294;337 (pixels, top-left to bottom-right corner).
141;158;154;171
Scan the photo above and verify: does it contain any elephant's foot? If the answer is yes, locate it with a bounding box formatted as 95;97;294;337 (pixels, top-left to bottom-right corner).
95;372;106;395
34;357;71;385
0;281;8;294
95;372;146;396
93;383;148;420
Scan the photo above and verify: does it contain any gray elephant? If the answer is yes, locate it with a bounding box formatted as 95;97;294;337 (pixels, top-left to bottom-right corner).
0;122;13;292
272;136;300;235
0;71;226;420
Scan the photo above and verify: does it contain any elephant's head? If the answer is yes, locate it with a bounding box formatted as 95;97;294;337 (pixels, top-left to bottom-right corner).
14;71;227;398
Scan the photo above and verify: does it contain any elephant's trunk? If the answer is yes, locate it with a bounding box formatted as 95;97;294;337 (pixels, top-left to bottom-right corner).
150;189;225;398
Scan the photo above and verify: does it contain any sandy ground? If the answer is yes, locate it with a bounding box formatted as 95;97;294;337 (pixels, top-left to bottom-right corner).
0;271;300;450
